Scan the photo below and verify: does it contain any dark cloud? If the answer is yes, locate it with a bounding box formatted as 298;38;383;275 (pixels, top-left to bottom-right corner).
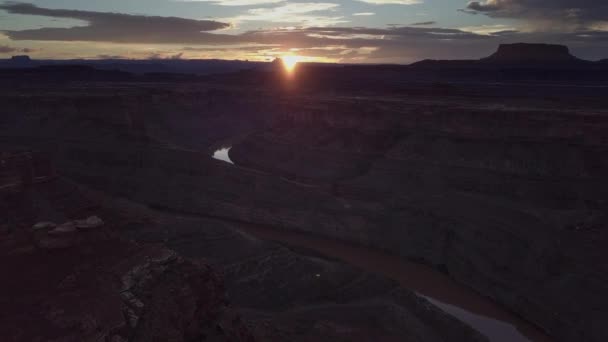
457;8;478;15
244;26;608;61
244;25;488;47
411;21;437;26
0;3;496;50
1;3;608;61
0;45;17;53
96;54;128;59
182;45;279;52
240;26;500;61
0;44;35;54
0;2;233;44
465;1;608;29
148;52;184;60
467;1;501;12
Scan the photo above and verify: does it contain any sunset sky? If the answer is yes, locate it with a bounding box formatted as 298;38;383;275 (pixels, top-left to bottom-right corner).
1;0;607;63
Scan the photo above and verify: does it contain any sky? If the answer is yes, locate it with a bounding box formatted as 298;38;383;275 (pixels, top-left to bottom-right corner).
1;0;607;63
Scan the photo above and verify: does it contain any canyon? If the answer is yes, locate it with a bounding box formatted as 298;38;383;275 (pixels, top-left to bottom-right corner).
1;44;607;341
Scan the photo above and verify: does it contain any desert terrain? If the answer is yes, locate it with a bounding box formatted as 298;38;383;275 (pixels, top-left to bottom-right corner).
1;44;607;342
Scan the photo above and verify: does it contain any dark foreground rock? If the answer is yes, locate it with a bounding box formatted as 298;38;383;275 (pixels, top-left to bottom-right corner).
1;229;252;342
0;179;253;342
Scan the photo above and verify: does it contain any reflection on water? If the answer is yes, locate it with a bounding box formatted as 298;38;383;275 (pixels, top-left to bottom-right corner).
421;295;531;342
212;147;234;164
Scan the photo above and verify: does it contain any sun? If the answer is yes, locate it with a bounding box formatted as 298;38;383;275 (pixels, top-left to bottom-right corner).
282;55;302;73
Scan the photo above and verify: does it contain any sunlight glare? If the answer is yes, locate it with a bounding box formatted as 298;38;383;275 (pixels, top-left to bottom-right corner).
282;55;301;73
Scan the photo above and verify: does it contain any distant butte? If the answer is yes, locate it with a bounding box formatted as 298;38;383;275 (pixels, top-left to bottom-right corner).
481;43;581;63
408;43;600;71
10;55;31;62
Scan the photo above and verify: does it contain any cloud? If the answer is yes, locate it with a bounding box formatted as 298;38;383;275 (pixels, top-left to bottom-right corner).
466;0;501;12
0;44;35;54
465;0;608;30
0;45;16;53
355;0;422;5
353;12;375;16
411;21;436;26
149;52;185;60
0;2;232;44
182;45;279;52
244;25;608;61
96;54;128;59
241;25;493;52
459;24;516;35
175;0;283;6
226;3;347;26
2;3;608;61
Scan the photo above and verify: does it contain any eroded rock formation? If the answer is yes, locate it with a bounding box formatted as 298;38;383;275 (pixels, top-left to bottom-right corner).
1;64;607;341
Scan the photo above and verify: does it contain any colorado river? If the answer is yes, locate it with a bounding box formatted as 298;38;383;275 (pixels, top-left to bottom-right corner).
232;223;552;342
207;141;551;341
212;147;234;164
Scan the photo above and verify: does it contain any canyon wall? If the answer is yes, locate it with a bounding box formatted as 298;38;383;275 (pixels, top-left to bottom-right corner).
3;81;608;341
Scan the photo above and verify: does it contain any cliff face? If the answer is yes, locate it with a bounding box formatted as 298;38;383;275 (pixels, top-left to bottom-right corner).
482;43;581;63
250;98;608;342
32;97;608;342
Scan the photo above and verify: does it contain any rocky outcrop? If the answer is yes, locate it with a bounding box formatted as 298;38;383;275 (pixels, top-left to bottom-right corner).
2;236;251;342
119;250;253;342
1;178;254;342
